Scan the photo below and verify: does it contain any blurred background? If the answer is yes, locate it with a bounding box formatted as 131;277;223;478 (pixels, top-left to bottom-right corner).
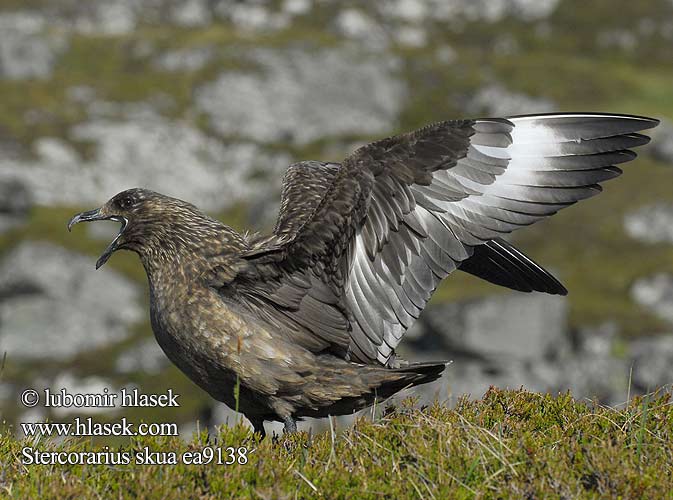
0;0;672;437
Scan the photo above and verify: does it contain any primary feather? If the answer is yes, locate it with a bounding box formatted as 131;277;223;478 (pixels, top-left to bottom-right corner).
244;113;658;365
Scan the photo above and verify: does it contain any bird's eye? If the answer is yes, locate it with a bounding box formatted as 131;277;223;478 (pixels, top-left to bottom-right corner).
118;196;135;210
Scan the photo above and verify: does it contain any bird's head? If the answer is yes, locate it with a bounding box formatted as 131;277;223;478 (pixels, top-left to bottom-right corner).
68;188;233;269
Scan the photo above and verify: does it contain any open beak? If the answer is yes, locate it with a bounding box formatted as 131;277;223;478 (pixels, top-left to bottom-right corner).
68;208;128;269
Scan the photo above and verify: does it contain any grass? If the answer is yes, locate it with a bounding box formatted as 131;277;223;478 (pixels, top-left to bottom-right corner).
1;388;672;498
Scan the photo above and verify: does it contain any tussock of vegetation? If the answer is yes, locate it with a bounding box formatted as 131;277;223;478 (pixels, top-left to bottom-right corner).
2;388;672;498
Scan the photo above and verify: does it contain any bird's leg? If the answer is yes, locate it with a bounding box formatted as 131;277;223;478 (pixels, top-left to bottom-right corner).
249;417;266;439
283;416;297;434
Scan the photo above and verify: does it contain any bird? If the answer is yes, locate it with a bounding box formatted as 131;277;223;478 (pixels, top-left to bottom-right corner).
68;112;658;437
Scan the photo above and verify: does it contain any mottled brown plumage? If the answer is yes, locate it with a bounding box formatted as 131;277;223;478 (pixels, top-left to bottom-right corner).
67;189;444;436
68;113;658;436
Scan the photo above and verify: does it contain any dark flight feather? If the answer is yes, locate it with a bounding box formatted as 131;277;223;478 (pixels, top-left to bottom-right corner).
241;113;658;366
459;238;567;295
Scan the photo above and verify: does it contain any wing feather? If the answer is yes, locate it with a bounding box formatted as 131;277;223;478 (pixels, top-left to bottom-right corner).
231;113;657;365
341;113;657;364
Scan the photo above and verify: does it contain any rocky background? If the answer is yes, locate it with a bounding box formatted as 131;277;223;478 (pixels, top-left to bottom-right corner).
0;0;672;437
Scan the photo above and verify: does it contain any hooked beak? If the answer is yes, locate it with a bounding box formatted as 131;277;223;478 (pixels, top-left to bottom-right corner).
68;208;128;269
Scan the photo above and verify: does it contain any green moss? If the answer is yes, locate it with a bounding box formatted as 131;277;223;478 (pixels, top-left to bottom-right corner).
0;0;49;9
491;53;635;107
0;79;85;153
2;389;672;498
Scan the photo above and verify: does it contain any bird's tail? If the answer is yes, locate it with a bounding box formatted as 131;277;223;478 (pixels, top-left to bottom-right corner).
352;362;449;412
300;361;448;418
390;361;448;389
369;361;448;402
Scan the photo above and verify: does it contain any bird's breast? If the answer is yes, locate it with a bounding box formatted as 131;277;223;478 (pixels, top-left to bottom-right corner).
145;270;323;413
148;274;282;390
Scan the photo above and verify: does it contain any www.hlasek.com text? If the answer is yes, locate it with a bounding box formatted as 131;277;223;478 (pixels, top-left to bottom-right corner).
21;417;178;438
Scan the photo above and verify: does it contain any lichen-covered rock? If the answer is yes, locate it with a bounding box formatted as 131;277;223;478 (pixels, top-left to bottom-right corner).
0;117;290;212
0;12;67;80
597;29;639;52
0;243;142;361
115;337;169;375
631;273;673;324
0;178;32;233
67;0;139;35
152;47;214;72
282;0;312;16
629;334;673;391
169;0;212;27
334;9;389;50
214;2;290;32
384;0;560;24
554;322;629;405
624;203;673;244
629;335;673;392
195;48;407;145
410;320;629;407
649;118;673;164
464;83;556;117
405;292;569;361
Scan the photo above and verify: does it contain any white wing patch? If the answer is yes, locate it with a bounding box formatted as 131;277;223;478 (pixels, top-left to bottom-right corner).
343;113;657;365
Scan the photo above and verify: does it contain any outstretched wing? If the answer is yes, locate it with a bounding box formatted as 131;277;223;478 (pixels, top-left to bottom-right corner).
272;163;568;296
236;113;658;365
